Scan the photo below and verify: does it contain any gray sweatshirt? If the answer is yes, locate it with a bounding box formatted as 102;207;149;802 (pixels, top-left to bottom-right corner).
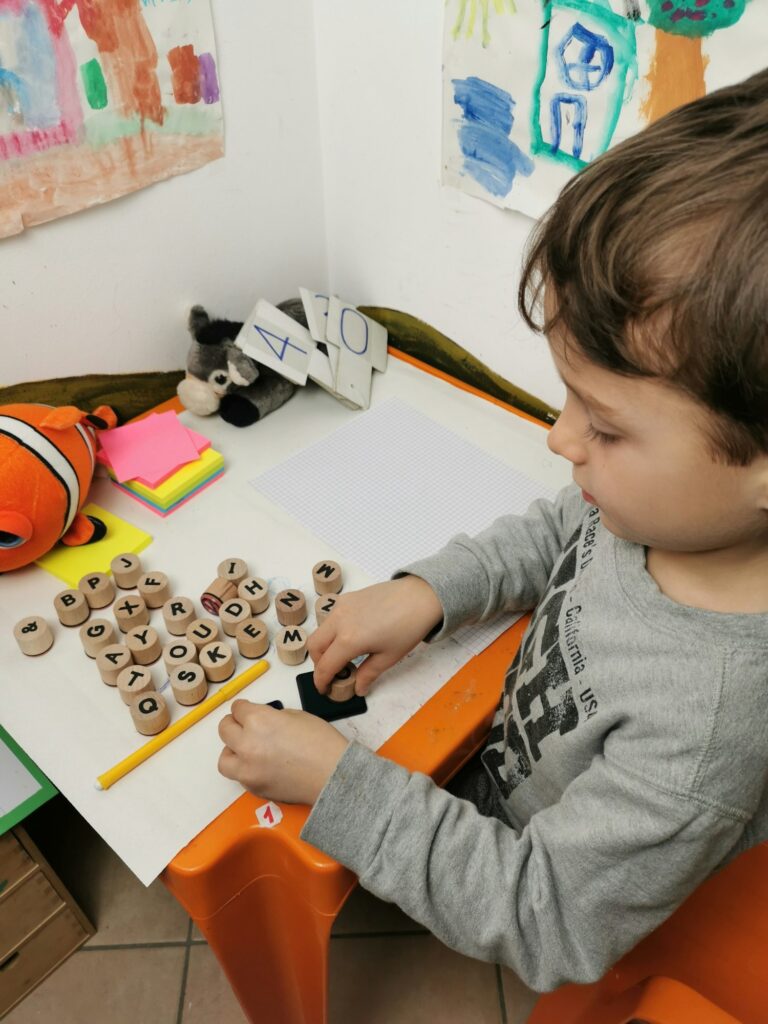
301;484;768;990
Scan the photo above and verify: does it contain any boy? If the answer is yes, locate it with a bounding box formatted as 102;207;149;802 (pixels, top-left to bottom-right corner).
217;69;768;990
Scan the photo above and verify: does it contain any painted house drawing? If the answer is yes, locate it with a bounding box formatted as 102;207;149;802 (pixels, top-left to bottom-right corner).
442;0;760;219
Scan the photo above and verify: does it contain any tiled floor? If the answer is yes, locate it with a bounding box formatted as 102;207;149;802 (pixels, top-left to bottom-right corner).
6;798;540;1024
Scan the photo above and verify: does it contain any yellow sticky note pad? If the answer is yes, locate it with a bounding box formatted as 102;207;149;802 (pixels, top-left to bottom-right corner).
113;448;224;507
36;504;153;587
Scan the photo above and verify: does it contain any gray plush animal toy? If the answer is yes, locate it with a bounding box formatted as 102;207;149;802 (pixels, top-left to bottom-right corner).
178;299;305;427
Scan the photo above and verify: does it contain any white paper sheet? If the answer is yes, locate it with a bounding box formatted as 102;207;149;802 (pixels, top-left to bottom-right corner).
251;397;556;583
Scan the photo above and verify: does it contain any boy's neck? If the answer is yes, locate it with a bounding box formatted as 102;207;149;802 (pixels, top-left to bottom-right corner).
646;542;768;614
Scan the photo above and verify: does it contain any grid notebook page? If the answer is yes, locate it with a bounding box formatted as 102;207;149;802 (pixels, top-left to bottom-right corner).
250;398;556;655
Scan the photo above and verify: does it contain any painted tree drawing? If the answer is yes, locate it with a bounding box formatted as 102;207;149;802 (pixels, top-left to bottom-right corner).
643;0;749;122
0;0;223;238
442;0;761;219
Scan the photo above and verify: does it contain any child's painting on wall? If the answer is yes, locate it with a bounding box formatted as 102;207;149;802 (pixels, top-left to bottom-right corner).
0;0;223;238
442;0;763;219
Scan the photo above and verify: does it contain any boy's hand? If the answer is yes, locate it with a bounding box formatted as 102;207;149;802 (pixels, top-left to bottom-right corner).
308;576;444;696
217;700;349;805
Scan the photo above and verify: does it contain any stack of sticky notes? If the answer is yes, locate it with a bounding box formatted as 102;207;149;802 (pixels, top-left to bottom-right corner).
97;411;224;517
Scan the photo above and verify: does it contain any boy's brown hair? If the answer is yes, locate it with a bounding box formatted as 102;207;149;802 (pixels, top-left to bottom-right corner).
519;69;768;465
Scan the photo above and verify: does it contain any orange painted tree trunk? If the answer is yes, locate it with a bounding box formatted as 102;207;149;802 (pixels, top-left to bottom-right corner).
642;29;706;123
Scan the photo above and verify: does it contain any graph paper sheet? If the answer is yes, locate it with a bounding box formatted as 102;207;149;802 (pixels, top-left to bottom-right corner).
250;398;555;656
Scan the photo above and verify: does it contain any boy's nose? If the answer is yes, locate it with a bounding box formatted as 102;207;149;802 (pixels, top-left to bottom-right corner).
547;410;587;465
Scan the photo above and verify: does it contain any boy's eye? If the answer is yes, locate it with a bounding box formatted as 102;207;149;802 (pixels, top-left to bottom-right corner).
584;422;619;445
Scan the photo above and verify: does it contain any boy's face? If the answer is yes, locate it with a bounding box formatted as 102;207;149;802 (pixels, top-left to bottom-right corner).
546;334;768;554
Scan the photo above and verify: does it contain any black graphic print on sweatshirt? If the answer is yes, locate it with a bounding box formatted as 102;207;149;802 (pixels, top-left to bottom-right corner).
482;506;601;799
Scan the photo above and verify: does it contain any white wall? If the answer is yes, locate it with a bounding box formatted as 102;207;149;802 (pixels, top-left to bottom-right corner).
2;2;563;409
1;2;328;388
313;0;564;409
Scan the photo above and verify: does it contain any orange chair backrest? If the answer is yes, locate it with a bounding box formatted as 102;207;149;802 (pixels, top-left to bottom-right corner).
530;843;768;1024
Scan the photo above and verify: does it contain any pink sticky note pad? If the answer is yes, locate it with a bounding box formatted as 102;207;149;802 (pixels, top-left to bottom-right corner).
98;412;204;487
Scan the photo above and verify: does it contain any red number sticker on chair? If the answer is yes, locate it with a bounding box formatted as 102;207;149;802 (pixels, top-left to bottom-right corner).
255;801;283;829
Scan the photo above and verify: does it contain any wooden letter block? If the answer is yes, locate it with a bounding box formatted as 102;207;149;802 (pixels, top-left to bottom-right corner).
315;594;337;625
162;638;198;673
236;618;269;659
328;663;357;703
114;595;150;633
275;589;307;626
170;664;208;706
117;664;155;705
219;599;251;637
186;618;219;650
238;576;270;614
110;552;143;589
78;572;116;609
96;644;133;686
162;596;196;635
130;693;170;736
13;616;53;657
137;571;171;609
276;626;308;666
199;641;235;683
217;557;249;585
125;625;162;666
296;670;367;723
54;589;89;627
312;560;343;595
80;618;117;658
200;577;237;616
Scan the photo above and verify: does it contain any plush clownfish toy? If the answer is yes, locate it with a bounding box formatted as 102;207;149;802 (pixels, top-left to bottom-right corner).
0;403;117;573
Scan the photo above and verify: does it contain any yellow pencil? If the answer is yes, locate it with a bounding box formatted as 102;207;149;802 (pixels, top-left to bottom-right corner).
96;659;270;791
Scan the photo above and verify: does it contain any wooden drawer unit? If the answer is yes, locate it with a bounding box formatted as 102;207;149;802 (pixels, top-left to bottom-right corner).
0;834;34;897
0;827;93;1018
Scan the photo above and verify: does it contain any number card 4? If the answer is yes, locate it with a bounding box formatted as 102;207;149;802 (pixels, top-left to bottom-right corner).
236;299;317;385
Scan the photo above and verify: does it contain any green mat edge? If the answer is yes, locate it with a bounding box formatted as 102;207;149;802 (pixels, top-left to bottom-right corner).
0;308;559;426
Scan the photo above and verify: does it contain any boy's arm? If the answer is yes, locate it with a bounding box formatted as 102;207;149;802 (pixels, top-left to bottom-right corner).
309;483;586;693
301;742;745;990
397;483;586;640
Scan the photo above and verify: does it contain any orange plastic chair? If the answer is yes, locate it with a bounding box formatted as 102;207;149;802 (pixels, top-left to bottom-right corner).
528;841;768;1024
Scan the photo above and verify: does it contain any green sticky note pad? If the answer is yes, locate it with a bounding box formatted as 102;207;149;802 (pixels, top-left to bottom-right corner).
35;504;152;588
